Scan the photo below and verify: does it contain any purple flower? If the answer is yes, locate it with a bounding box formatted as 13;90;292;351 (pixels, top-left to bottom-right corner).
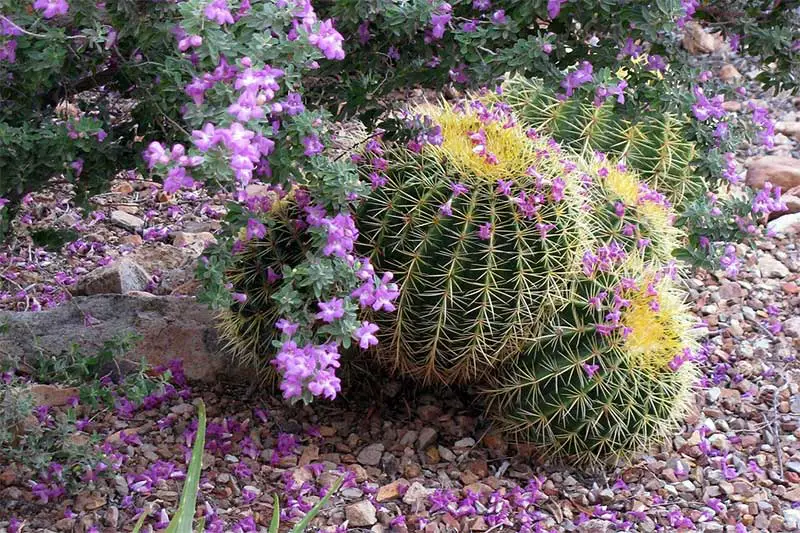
323;213;357;257
33;0;69;18
308;19;345;60
245;218;267;241
473;0;490;10
582;363;599;378
439;199;453;217
316;298;345;323
302;134;324;156
450;182;469;197
618;38;642;59
496;179;513;195
645;55;667;72
561;61;593;96
547;0;567;19
490;10;506;24
429;3;452;40
354;321;379;349
204;0;234;24
477;222;492;240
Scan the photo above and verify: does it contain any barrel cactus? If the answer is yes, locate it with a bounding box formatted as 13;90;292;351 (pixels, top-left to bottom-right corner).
500;76;700;205
485;263;699;465
570;153;682;269
216;197;310;379
357;101;585;385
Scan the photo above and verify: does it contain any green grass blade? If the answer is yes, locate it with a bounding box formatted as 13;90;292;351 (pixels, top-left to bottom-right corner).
269;494;281;533
290;477;343;533
166;400;207;533
131;512;147;533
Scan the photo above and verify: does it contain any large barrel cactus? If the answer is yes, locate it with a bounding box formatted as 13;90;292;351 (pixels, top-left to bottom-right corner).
500;76;700;205
357;102;584;385
356;98;682;386
485;263;699;465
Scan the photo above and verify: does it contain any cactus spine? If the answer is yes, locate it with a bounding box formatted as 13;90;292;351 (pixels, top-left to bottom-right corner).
216;198;309;380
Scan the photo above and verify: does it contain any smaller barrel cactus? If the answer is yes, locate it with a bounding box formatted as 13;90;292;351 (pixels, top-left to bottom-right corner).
485;262;700;465
500;76;700;205
569;153;683;270
216;197;310;380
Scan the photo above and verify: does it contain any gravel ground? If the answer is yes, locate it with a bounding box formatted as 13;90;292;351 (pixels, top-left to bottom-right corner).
1;51;800;532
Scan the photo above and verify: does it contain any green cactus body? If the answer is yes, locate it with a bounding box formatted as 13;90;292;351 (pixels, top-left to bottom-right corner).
500;76;700;205
486;265;699;465
569;155;683;269
357;103;585;385
217;199;309;380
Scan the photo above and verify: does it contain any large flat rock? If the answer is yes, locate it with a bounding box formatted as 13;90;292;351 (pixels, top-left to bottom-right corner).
0;295;225;381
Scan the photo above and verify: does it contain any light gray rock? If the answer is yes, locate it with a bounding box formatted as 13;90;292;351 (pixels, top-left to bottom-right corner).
345;500;377;527
768;212;800;236
0;295;223;381
757;255;789;279
357;443;384;466
110;210;145;231
402;482;434;506
73;258;152;296
784;317;800;338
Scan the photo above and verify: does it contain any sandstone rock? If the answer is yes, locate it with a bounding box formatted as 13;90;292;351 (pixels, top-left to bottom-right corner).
29;384;80;407
110;210;144;231
0;295;223;381
784;317;800;338
76;492;107;511
682;21;723;55
757;255;789;279
768;212;800;236
345;500;377;527
172;231;217;250
376;479;409;502
417;427;438;449
73;258;152;296
784;485;800;503
722;101;742;112
745;156;800;191
770;189;800;220
128;243;198;272
120;234;144;246
776;121;800;141
115;205;139;215
719;64;742;82
718;282;742;300
126;243;200;293
111;181;134;194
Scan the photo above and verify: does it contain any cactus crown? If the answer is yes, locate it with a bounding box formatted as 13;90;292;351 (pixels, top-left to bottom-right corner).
425;102;536;181
356;100;586;384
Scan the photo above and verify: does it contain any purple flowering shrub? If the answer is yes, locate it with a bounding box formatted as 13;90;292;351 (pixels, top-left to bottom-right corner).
309;0;797;270
138;0;399;404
